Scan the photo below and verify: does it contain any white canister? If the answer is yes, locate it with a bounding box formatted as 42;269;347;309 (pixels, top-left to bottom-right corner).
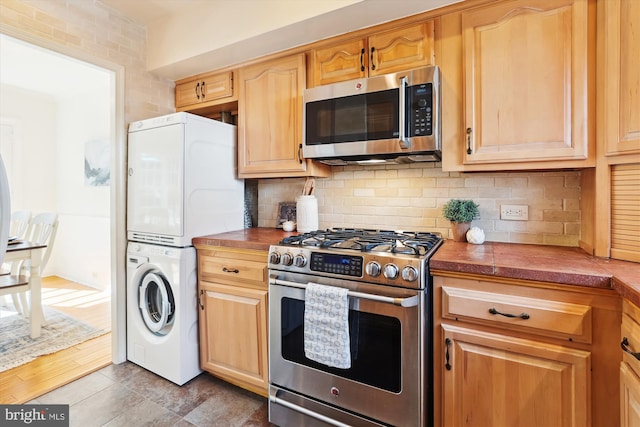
296;195;318;233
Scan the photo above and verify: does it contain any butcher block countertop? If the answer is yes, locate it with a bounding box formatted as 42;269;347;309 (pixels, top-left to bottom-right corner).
431;240;640;305
193;229;640;306
192;227;295;252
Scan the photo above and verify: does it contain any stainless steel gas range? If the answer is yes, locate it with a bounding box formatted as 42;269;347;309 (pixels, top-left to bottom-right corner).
268;228;443;427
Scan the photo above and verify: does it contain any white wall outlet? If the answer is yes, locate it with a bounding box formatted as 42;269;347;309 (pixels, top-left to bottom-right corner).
500;204;529;220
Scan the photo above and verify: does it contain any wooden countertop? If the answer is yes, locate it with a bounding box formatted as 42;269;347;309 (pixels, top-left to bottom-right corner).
430;240;640;305
192;227;296;252
193;229;640;306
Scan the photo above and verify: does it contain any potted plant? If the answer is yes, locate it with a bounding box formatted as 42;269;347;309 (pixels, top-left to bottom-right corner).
442;199;480;242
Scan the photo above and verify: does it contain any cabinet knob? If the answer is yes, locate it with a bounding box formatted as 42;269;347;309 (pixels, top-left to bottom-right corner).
466;127;472;155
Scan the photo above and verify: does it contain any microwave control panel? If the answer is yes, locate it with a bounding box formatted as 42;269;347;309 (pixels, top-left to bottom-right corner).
407;83;433;137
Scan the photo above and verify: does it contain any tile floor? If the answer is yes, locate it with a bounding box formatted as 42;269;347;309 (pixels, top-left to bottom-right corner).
29;361;273;427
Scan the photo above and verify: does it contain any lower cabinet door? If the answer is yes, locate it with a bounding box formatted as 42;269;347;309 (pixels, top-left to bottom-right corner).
441;324;590;427
621;362;640;427
199;282;268;395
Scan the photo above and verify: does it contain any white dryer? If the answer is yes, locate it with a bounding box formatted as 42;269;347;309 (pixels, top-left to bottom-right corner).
126;242;202;385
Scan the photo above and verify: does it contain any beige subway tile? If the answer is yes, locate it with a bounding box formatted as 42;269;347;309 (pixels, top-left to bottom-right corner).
543;234;579;247
543;210;581;222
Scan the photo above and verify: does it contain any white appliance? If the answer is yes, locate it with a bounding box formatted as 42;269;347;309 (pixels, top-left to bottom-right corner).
126;242;201;385
126;112;244;385
127;112;244;247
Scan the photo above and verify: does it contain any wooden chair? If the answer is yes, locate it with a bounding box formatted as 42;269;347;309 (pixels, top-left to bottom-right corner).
9;212;59;317
10;210;31;240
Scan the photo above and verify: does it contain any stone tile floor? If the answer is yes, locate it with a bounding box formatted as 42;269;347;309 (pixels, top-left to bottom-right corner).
29;361;273;426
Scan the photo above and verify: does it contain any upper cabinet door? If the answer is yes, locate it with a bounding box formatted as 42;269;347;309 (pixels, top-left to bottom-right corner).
461;0;592;165
368;21;435;77
237;54;329;178
310;21;435;87
604;0;640;158
175;71;234;109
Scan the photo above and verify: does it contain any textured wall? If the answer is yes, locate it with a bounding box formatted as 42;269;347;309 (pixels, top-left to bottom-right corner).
0;0;175;123
258;164;582;246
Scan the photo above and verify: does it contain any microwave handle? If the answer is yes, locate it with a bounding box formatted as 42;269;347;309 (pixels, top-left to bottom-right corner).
270;277;419;308
398;75;409;149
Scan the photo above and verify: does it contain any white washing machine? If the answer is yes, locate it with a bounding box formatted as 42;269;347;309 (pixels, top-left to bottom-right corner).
126;242;202;385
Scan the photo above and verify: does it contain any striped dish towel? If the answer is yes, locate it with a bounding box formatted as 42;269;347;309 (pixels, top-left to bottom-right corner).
304;282;351;369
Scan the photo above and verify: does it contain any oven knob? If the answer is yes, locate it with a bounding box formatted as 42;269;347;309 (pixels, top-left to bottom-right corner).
365;261;381;277
383;263;399;280
269;251;281;264
293;254;307;267
402;266;419;282
282;252;294;266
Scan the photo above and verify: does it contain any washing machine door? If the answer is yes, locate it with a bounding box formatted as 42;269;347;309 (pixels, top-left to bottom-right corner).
138;269;175;336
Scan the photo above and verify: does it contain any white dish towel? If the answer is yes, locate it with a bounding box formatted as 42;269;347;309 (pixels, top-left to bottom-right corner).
304;282;351;369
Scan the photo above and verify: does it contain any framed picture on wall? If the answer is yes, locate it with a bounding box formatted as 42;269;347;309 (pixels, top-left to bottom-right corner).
276;202;296;228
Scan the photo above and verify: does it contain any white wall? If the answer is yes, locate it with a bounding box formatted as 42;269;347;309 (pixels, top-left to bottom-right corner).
0;80;111;290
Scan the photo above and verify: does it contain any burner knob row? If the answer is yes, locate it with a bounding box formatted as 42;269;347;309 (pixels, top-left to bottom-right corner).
269;251;307;268
365;261;418;282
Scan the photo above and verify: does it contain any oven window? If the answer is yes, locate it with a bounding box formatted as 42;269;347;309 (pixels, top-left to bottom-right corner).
280;297;402;393
306;89;399;145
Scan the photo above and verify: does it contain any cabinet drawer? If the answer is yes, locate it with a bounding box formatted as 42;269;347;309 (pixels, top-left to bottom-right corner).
199;255;266;284
442;286;592;343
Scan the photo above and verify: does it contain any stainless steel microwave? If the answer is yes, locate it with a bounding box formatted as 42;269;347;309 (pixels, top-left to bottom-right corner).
303;66;441;165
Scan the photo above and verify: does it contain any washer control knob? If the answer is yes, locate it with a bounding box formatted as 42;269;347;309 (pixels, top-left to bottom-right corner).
282;252;294;266
269;251;281;264
383;263;399;280
293;254;307;267
402;266;419;282
365;261;381;277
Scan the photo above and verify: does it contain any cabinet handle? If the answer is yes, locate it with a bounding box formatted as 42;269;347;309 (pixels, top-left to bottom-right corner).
298;144;303;164
489;307;530;320
370;46;376;71
195;82;200;100
360;48;365;72
222;267;240;273
466;127;472;154
622;337;640;361
201;80;205;99
198;289;204;310
445;338;452;370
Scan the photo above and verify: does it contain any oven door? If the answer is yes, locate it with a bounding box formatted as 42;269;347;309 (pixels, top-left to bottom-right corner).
269;271;429;427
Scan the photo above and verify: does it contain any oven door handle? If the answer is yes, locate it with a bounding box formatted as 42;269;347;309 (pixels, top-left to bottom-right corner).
270;278;419;307
270;393;352;427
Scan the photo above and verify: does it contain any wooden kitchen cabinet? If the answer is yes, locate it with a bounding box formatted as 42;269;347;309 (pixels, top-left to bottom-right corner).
440;0;595;171
309;21;435;87
621;299;640;426
602;0;640;159
175;70;237;116
441;324;589;426
195;245;269;396
237;53;329;178
432;273;622;427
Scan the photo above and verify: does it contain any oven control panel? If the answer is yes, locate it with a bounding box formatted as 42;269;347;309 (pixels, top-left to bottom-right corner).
309;252;363;277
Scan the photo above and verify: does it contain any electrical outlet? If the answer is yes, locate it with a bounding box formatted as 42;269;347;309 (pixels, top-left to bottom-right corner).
501;204;529;220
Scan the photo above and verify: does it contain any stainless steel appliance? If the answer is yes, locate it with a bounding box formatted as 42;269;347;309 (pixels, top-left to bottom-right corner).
268;228;443;427
303;66;441;165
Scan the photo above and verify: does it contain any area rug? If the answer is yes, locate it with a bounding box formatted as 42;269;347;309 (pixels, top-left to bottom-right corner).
0;304;109;372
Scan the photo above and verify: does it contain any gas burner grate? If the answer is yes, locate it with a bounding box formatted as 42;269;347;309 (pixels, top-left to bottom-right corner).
280;228;443;256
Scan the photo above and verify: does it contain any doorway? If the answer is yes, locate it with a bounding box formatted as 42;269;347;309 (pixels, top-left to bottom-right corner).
0;32;124;366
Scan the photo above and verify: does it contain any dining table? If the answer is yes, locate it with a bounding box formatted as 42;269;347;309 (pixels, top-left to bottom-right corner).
4;241;46;338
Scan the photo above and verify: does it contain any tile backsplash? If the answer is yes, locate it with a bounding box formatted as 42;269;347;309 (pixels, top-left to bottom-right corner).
257;163;582;246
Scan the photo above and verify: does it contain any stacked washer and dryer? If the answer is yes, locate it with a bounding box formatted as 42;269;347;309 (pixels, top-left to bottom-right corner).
126;112;244;385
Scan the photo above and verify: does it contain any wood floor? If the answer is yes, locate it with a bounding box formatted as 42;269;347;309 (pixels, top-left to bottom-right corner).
0;276;112;404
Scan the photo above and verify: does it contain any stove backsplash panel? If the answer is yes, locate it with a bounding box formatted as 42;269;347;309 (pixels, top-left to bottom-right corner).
257;165;581;247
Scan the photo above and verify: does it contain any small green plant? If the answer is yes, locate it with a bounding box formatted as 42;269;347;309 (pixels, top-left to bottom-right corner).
442;199;480;223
